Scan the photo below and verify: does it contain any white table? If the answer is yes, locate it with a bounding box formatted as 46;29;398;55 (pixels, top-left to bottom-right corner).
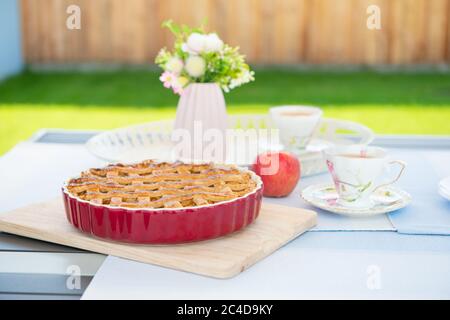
1;130;449;299
0;131;106;299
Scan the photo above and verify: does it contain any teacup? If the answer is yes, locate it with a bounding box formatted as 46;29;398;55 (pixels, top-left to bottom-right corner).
323;145;406;208
269;105;323;151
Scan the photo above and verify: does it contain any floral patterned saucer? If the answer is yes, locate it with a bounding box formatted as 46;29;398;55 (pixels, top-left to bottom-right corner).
301;183;412;217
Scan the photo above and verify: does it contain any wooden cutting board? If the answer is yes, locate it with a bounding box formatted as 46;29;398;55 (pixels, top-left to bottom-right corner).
0;199;316;278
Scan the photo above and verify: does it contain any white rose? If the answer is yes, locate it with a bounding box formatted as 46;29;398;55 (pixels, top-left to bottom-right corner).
185;33;206;54
185;56;206;78
204;33;223;53
181;43;196;55
165;57;183;74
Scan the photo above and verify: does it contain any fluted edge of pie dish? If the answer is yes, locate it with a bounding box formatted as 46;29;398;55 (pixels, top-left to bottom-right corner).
62;168;263;244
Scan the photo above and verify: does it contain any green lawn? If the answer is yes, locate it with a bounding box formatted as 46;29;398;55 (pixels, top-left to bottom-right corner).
1;69;450;155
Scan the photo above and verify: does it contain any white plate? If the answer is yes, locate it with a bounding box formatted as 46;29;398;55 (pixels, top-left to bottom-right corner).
86;115;374;177
301;183;412;217
439;176;450;201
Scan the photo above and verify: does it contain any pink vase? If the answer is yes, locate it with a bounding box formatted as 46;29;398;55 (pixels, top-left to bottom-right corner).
173;83;228;162
174;83;228;134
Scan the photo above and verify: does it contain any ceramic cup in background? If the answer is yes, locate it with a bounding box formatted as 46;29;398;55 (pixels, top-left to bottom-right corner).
269;105;323;151
323;145;406;208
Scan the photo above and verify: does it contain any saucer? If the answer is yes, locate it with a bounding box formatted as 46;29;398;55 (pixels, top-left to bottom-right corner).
439;176;450;201
301;183;412;217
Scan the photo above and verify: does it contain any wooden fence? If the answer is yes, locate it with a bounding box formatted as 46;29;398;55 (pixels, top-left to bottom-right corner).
20;0;450;64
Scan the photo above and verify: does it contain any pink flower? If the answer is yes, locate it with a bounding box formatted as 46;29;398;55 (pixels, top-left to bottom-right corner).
326;198;337;206
159;71;176;89
171;77;184;95
159;71;185;95
172;84;183;95
326;160;337;180
327;160;341;190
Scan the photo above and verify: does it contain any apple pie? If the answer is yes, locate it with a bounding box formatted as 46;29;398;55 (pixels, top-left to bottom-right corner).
66;160;259;209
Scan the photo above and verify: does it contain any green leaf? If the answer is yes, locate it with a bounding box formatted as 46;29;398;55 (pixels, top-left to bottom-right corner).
162;20;180;36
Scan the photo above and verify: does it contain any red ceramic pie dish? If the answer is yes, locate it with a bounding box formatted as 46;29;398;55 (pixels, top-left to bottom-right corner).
62;170;263;244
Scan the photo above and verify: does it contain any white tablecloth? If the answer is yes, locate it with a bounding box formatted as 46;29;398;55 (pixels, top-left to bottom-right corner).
1;141;449;299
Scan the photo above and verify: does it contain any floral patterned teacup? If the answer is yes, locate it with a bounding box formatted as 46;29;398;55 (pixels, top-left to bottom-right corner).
323;145;406;208
270;106;323;151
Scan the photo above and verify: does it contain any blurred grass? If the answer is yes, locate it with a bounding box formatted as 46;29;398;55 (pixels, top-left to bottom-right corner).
1;69;450;155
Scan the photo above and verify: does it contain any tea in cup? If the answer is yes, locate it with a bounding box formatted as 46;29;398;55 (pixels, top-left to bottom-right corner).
269;106;323;151
323;145;406;208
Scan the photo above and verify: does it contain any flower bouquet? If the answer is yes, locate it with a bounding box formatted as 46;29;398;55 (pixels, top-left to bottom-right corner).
155;21;255;144
155;20;254;94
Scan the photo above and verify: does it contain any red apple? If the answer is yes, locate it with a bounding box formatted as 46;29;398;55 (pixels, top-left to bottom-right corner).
252;151;301;197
